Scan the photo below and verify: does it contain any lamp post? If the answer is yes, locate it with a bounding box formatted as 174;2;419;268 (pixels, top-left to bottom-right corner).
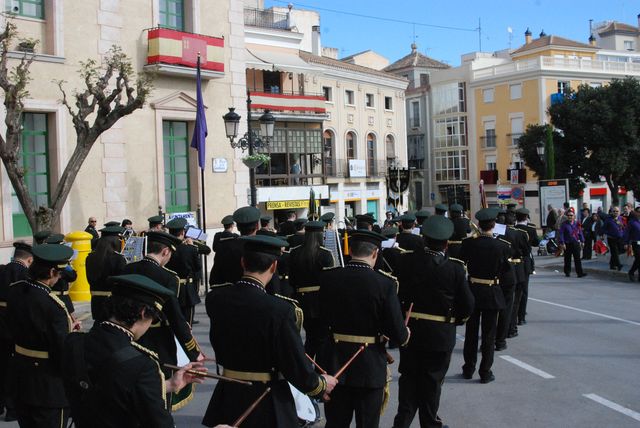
223;92;276;207
536;142;546;179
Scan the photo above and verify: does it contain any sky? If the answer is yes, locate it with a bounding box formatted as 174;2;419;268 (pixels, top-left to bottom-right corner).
264;0;638;66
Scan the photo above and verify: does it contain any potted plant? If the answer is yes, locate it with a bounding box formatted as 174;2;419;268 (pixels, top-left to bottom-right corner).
242;153;270;169
17;38;37;53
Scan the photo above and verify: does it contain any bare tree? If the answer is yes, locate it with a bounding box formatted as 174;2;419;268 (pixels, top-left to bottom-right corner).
0;21;153;232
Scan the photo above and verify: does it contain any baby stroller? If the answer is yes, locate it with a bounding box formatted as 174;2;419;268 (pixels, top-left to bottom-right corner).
538;230;559;256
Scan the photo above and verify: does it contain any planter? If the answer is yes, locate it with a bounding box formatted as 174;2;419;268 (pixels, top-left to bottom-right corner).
242;158;265;169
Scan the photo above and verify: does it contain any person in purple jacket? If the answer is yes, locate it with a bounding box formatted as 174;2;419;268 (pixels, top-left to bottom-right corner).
602;206;625;271
624;211;640;281
558;210;587;278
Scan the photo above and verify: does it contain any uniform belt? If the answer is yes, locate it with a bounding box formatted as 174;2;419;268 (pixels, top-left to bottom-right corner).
222;368;274;382
91;291;112;297
53;290;69;296
297;286;320;293
469;277;499;286
509;258;523;264
410;312;456;324
179;278;193;285
15;345;49;359
0;301;6;307
332;333;377;345
448;240;463;245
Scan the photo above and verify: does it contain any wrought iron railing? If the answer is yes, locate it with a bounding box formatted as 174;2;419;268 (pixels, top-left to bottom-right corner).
244;8;289;30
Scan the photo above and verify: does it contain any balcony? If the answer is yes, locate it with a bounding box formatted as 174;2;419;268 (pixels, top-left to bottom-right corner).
244;8;290;30
326;159;387;180
480;169;499;185
506;168;527;184
145;28;224;79
249;91;326;116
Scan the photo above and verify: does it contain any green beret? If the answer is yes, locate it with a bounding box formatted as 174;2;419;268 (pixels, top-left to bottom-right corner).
400;213;416;223
516;208;530;215
415;210;431;220
240;235;289;256
506;203;517;211
100;226;125;236
148;215;164;226
33;230;52;244
45;233;65;244
233;206;261;225
165;218;188;230
475;207;499;221
449;204;464;213
104;221;120;227
381;226;398;238
294;218;308;226
349;230;386;248
13;241;32;254
146;231;181;252
320;212;335;223
421;215;454;240
221;215;235;226
260;215;272;222
305;221;325;232
108;274;174;312
32;243;74;269
435;204;448;213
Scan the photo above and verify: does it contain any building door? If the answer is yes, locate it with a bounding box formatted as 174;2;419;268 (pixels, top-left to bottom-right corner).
367;200;379;224
163;120;191;213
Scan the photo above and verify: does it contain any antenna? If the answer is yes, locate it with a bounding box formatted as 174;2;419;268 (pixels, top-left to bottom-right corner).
507;26;513;49
478;18;482;51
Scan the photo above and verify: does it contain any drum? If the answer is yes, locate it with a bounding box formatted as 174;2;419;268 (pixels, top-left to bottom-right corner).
288;383;319;427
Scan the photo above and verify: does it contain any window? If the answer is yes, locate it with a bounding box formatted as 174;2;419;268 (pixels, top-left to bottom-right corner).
434;150;468;181
323;130;334;175
483;88;494;103
482;121;496;148
510;83;522;100
159;0;184;30
365;93;374;108
511;153;524;170
557;80;570;94
433;82;466;114
163;121;191;212
420;73;429;86
323;86;332;102
366;134;376;175
384;96;393;110
408;135;424;169
509;116;523;146
263;71;281;93
434;117;467;148
624;40;634;51
410;101;420;128
346;132;356;160
6;0;44;19
485;155;497;171
385;134;395;160
345;90;355;105
12;113;49;237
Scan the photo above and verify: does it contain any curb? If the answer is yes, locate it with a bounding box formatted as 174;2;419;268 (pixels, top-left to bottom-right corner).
539;263;633;282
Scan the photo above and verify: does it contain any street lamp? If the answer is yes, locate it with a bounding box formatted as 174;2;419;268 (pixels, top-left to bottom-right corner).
222;93;276;207
536;142;546;179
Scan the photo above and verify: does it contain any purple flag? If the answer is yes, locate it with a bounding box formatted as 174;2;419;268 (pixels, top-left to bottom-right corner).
191;56;207;170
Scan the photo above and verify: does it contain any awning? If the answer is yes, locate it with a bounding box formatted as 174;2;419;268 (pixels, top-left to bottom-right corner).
246;48;320;74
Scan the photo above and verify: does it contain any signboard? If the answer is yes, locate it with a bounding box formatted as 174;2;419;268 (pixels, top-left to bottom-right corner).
497;186;512;202
266;200;310;210
122;236;146;264
497;185;524;206
167;212;198;227
212;158;228;173
348;159;366;178
539;179;569;227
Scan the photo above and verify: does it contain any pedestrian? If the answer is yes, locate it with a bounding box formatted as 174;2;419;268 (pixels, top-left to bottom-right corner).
63;274;206;428
396;213;424;252
602;206;625;270
392;216;474;428
319;230;410;428
624;211;640;281
557;209;587;278
256;215;276;236
203;235;337;428
7;244;80;427
545;204;557;233
85;216;100;249
460;208;512;384
512;208;539;330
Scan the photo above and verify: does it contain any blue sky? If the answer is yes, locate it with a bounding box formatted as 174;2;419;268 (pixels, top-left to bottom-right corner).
265;0;637;66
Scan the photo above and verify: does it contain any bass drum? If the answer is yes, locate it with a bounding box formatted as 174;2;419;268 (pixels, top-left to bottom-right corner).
288;383;321;427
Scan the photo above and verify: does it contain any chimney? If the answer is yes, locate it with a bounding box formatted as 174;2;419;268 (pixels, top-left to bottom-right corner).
411;42;417;54
524;28;532;44
589;34;596;46
311;25;321;56
539;29;547;37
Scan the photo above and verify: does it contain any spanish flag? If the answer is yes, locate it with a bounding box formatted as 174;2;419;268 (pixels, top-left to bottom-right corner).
147;28;224;72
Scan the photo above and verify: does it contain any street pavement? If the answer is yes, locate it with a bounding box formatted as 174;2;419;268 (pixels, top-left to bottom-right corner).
1;253;639;427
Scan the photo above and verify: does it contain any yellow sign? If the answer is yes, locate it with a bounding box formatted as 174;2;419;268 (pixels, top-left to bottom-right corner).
266;200;310;210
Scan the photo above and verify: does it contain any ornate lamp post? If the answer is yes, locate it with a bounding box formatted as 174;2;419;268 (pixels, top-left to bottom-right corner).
537;142;546;179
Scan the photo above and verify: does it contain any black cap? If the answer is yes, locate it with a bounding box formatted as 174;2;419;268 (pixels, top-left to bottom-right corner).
294;218;308;226
33;230;52;243
516;208;530;215
415;210;431;220
233;206;261;225
381;226;398;238
13;241;33;254
104;221;120;227
165;218;188;230
355;214;375;226
260;215;272;222
221;215;235;226
305;221;325;232
45;233;65;244
148;215;164;227
100;226;125;236
146;231;181;252
435;204;448;214
108;274;174;312
506;203;517;211
449;204;463;213
320;212;335;223
475;207;499;221
421;215;454;240
240;235;289;256
400;213;416;223
349;230;386;248
32;244;74;269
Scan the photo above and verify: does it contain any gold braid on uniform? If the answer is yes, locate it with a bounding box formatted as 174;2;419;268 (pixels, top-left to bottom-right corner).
377;270;400;294
275;294;304;332
131;342;166;409
307;375;326;398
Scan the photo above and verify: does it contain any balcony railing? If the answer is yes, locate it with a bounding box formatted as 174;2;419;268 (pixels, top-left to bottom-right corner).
506;168;527;184
326;159;387;179
244;8;290;30
507;133;523;146
480;169;499;185
146;27;224;77
249;91;326;115
480;135;497;148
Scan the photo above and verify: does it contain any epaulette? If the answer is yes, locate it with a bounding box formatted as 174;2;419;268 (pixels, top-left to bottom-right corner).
131;341;159;360
163;266;178;276
322;265;340;271
275;294;304;332
528;223;537;228
209;282;233;289
377;270;399;293
274;293;300;305
219;236;236;242
397;247;413;254
448;257;467;271
289;245;302;252
319;246;332;252
48;293;73;329
498;238;512;246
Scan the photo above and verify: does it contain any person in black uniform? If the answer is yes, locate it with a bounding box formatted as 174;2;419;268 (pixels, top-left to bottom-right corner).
278;210;297;237
203;235;337;428
63;274;206;428
513;208;539;329
460;208;512;383
287;218;307;247
415;210;430;228
45;234;78;318
289;221;335;357
212;215;237;251
0;242;33;422
447;204;470;259
319;230;410;428
355;213;375;231
7;244;80;427
321;212;335;230
434;204;448;216
257;215;276;236
495;211;529;351
396;213;424;252
85;217;100;249
392;216;474;428
86;226;127;321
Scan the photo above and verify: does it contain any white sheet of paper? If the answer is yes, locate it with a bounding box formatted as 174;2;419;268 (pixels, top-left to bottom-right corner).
381;238;396;249
494;223;507;236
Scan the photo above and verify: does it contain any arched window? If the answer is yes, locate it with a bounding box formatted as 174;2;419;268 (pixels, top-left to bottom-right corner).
323;129;334;176
385;134;395;169
346;132;356;160
367;133;376;176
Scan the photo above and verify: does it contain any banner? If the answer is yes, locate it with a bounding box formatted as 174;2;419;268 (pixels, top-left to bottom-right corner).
168;212;198;227
122;236;146;264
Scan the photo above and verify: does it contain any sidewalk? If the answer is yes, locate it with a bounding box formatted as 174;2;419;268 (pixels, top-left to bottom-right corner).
535;252;637;282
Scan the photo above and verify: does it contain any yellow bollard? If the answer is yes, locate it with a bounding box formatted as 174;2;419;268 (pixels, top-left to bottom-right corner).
65;231;93;302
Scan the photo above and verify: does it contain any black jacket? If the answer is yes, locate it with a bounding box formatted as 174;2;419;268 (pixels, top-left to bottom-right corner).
289;246;335;319
86;251;127;321
166;241;202;307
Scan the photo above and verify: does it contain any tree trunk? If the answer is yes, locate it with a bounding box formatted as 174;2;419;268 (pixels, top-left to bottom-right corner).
605;176;619;206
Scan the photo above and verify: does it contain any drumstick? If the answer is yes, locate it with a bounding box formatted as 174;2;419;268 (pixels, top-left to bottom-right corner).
162;364;252;385
305;353;327;374
404;303;414;326
334;345;365;379
233;387;271;426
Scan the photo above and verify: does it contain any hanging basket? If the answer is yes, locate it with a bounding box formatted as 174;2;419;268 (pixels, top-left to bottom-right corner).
242;154;270;169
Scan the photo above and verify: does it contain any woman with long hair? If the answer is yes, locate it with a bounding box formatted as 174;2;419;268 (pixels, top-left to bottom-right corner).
86;228;127;321
289;221;335;357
